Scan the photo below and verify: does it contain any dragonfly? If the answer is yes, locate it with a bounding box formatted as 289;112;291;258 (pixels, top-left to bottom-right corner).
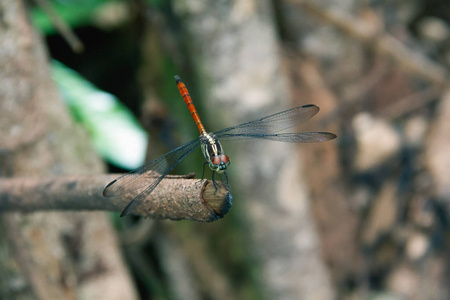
103;75;337;217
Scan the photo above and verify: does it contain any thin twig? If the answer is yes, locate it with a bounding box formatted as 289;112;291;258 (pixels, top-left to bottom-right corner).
383;85;442;120
33;0;84;53
0;174;232;222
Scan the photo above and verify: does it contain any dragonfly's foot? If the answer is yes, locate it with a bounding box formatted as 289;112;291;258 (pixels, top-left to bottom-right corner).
212;180;230;195
212;180;220;193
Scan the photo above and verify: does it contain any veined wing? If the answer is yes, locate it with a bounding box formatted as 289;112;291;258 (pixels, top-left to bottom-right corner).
216;132;336;142
214;104;320;137
103;138;201;216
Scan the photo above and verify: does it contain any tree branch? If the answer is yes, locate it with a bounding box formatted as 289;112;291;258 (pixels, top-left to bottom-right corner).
0;174;232;222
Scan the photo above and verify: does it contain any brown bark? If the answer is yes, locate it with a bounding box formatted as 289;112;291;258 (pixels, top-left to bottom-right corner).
0;174;231;221
173;0;335;298
0;1;136;299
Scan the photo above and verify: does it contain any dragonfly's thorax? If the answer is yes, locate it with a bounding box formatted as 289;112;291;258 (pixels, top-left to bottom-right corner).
200;133;230;173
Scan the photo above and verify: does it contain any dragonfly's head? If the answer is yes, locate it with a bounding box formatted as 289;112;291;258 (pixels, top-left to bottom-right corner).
209;154;230;173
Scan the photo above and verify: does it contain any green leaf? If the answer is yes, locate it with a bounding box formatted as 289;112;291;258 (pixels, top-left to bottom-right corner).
51;60;148;170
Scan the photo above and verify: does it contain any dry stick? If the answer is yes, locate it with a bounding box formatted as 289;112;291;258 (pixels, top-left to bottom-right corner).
33;0;84;53
296;0;449;87
0;174;232;222
383;86;443;120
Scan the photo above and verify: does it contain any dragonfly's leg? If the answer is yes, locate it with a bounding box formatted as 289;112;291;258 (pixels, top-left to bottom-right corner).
219;171;230;191
195;161;209;187
212;171;220;192
201;161;208;182
224;171;229;184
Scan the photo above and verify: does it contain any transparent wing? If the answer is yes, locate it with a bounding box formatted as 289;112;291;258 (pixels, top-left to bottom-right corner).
103;138;201;216
217;132;337;143
214;104;320;137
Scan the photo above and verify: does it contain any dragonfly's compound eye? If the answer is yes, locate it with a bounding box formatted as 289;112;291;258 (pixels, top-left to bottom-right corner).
221;154;230;165
211;155;222;166
210;154;230;172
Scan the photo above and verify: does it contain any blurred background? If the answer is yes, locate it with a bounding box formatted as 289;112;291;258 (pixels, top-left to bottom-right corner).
1;0;450;299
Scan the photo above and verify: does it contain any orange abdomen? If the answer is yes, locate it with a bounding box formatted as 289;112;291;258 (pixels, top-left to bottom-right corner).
175;76;206;135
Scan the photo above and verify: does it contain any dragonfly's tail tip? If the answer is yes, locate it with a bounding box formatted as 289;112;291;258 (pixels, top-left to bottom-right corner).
174;75;181;83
